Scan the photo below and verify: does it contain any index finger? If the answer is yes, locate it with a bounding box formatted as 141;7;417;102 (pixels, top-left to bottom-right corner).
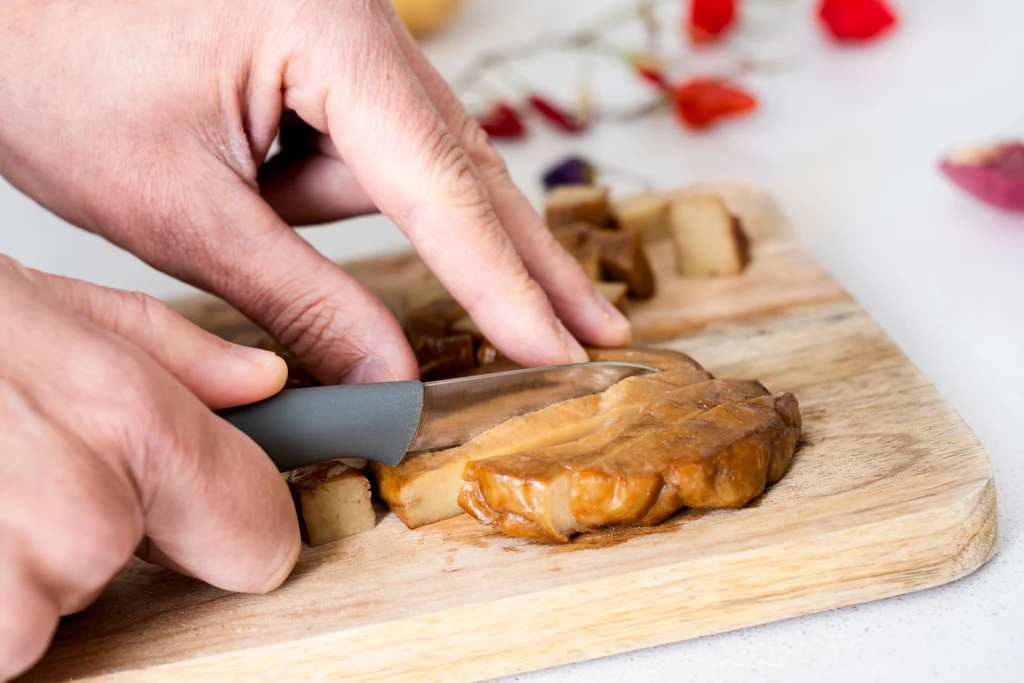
377;0;632;350
284;1;587;367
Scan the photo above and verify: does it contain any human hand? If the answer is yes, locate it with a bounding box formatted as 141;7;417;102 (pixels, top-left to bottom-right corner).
0;256;300;681
0;0;631;387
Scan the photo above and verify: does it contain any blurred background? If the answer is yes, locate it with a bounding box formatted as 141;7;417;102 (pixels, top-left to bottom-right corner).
2;1;1022;680
2;1;1021;310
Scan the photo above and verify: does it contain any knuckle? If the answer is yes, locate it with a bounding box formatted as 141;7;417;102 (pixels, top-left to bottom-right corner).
422;127;486;209
460;119;509;181
262;286;359;377
297;0;387;102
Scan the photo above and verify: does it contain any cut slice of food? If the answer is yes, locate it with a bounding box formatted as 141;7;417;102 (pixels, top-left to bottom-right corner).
476;339;504;367
288;462;376;547
590;228;656;299
460;380;800;542
415;334;476;381
405;299;466;346
446;316;507;368
565;239;602;281
585;346;712;372
449;315;482;339
670;195;750;276
612;191;671;242
370;348;712;528
545;184;611;228
449;345;703;380
403;300;480;380
553;224;655;299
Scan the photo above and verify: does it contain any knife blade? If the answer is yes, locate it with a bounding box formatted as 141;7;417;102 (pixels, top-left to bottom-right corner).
216;361;655;471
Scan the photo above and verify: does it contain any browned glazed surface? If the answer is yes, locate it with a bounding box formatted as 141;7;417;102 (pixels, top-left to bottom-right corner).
371;348;715;529
459;380;800;542
553;223;656;299
287;461;366;491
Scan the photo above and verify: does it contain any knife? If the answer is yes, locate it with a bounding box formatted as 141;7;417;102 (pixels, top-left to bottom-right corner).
216;361;655;471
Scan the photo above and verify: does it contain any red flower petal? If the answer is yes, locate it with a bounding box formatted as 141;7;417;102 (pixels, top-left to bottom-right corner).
940;142;1024;212
528;94;587;134
818;0;898;43
671;78;757;129
688;0;737;44
477;102;526;139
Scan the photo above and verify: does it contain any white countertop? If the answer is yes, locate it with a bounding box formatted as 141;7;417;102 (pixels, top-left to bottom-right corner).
2;0;1021;681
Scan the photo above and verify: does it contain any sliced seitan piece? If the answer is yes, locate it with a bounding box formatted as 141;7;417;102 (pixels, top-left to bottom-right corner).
414;334;476;381
566;240;602;281
612;191;671;242
552;224;656;299
369;348;712;529
670;195;750;276
459;380;800;542
288;461;376;547
545;184;611;228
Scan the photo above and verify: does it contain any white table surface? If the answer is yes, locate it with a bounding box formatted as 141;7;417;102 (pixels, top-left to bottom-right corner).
2;1;1022;681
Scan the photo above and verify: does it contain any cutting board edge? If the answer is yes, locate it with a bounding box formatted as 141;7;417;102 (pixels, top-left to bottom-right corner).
63;473;997;683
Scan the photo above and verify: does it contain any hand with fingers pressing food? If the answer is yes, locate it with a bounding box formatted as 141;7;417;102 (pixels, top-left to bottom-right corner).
0;0;631;678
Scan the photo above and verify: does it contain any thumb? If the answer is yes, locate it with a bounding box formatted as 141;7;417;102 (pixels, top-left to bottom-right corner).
27;269;288;410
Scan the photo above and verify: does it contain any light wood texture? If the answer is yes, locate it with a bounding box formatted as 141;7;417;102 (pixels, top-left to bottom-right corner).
22;184;996;683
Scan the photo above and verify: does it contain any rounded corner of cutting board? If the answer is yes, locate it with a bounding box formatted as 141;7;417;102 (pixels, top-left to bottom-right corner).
879;468;998;598
945;475;999;581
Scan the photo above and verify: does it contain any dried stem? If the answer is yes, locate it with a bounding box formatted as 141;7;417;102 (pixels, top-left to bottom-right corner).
451;0;787;130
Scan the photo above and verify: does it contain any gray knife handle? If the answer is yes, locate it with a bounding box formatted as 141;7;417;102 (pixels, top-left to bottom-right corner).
216;382;424;471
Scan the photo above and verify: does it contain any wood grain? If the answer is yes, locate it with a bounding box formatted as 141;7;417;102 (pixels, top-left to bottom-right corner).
21;184;996;683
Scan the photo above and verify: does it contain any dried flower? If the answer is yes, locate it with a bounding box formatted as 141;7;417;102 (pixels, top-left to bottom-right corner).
940;142;1024;212
688;0;738;44
528;94;588;133
672;78;757;129
542;155;596;190
629;53;672;91
818;0;898;43
477;102;527;139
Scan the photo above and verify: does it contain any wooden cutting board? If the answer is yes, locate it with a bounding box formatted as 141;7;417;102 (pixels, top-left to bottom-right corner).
22;183;997;683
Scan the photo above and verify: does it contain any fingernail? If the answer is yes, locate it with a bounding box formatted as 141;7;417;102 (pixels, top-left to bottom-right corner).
342;357;399;384
556;319;590;364
229;344;280;369
595;292;632;334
